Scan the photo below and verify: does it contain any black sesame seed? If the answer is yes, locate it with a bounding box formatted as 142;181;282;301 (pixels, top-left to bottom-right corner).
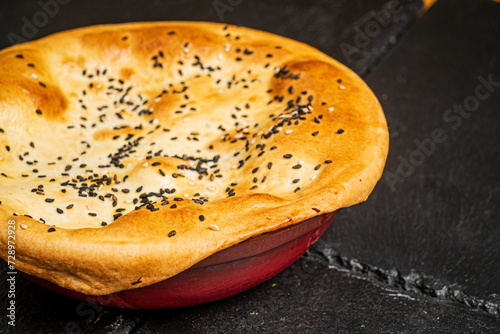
35;109;42;115
312;131;319;136
294;187;301;193
292;165;302;169
66;204;74;209
170;204;177;209
199;215;205;221
314;117;320;124
136;186;143;193
268;162;273;169
45;198;54;203
152;162;161;166
56;208;63;214
88;213;97;217
325;160;332;164
48;227;56;232
252;167;259;173
337;129;344;134
101;222;108;226
283;154;292;159
168;230;176;237
314;164;321;170
293;179;300;183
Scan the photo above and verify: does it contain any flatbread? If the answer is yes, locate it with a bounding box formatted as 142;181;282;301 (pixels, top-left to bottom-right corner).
0;22;388;295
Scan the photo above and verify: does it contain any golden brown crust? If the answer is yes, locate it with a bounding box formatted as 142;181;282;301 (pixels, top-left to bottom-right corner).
0;22;388;295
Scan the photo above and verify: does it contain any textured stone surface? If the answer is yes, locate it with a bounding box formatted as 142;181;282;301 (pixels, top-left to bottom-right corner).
329;0;500;299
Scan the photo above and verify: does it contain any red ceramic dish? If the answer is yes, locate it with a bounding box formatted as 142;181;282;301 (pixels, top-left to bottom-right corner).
23;210;338;309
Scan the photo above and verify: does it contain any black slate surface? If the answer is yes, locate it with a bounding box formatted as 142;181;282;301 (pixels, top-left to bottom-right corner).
2;0;500;333
321;0;500;299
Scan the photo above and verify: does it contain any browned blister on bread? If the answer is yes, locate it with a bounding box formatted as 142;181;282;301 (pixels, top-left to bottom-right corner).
0;22;388;295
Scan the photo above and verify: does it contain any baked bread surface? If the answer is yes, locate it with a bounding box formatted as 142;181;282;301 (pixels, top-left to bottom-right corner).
0;22;388;295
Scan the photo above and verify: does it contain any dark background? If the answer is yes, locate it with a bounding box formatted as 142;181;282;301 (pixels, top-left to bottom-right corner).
1;0;499;333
